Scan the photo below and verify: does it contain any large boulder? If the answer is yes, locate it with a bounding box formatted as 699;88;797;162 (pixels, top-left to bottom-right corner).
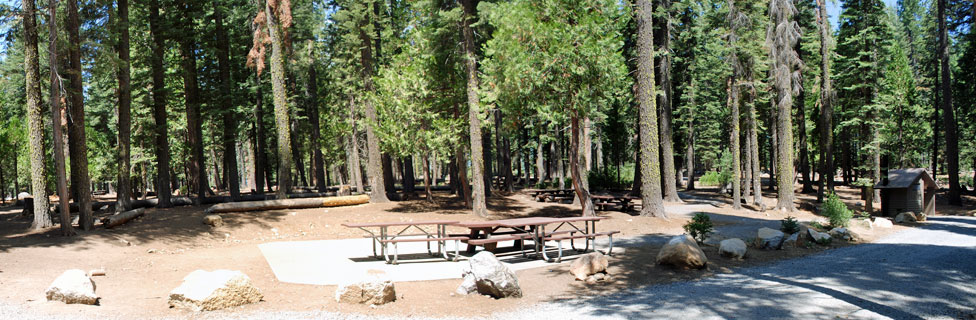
568;252;609;281
756;228;785;250
45;269;98;305
808;228;831;243
335;270;396;305
829;227;852;241
852;218;873;230
872;217;893;228
168;270;263;311
782;233;800;248
895;212;917;223
656;234;708;269
719;238;747;259
458;252;522;298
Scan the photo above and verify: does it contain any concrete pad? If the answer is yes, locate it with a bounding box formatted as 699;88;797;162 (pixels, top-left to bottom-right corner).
258;238;604;285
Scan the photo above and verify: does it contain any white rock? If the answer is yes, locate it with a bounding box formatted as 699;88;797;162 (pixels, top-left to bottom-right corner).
656;234;708;269
461;252;522;298
335;270;396;305
455;273;477;295
45;269;98;305
853;218;873;230
916;212;927;222
757;227;785;250
872;217;893;228
569;252;609;281
719;238;747;259
895;212;917;224
829;227;852;241
168;270;262;311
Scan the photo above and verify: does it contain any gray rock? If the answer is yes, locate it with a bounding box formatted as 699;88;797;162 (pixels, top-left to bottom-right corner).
782;233;800;248
808;228;831;243
853;218;873;230
568;252;609;281
917;212;927;222
757;227;785;250
462;252;522;298
719;238;747;259
45;269;98;305
656;234;708;269
455;273;477;295
895;212;917;224
168;270;263;311
830;228;852;241
335;270;396;305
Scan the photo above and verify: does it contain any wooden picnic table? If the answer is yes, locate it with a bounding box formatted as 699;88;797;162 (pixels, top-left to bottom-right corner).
457;216;612;261
341;220;464;264
591;194;639;211
528;189;576;202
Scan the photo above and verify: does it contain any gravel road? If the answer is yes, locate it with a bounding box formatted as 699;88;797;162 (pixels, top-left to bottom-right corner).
4;216;973;320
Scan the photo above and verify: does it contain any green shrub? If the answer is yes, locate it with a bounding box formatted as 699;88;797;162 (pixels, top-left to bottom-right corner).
780;216;800;234
822;192;853;228
699;171;731;187
683;213;714;244
809;221;826;231
815;236;833;246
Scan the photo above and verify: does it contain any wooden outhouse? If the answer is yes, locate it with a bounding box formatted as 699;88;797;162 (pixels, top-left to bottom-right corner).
874;168;937;217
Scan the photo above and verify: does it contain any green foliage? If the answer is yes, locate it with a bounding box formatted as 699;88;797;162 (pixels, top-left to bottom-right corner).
822;192;854;228
781;216;801;234
699;171;730;187
683;213;714;245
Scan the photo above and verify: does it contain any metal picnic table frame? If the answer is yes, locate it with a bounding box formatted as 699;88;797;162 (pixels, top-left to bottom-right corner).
458;216;609;261
341;220;461;264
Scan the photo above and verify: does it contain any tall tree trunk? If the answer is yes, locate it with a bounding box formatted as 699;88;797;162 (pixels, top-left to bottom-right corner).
815;0;833;202
657;0;681;203
939;0;962;205
49;0;72;235
253;72;268;194
291;120;307;187
685;77;696;191
742;127;752;201
571;113;596;216
404;156;416;195
266;0;293;199
422;154;433;202
178;0;207;202
556;129;566;189
23;0;51;230
116;0;132;212
797;54;813;194
728;76;742;210
347;96;364;193
769;0;799;211
536;134;545;183
215;3;239;199
66;0;93;229
359;26;388;203
461;0;487;217
149;0;172;206
747;91;763;208
636;0;666;217
307;62;326;193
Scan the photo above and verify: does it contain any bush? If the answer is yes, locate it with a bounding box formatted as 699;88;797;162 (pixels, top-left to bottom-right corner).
699;171;731;187
683;213;714;244
822;192;853;228
780;216;800;234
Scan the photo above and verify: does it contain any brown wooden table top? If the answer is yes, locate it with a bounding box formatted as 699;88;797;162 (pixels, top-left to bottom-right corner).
456;216;606;229
341;220;459;228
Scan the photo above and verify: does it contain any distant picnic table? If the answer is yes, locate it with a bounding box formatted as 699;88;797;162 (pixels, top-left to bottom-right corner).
456;216;618;262
527;189;576;203
341;220;467;264
590;193;640;211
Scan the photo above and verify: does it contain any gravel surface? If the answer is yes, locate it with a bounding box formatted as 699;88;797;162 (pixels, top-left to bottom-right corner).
4;216;973;320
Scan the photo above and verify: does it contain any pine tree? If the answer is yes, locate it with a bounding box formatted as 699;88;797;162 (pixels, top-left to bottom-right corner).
215;2;240;200
657;0;682;203
815;0;835;202
637;0;667;217
66;0;93;229
177;0;208;202
116;0;132;212
23;0;51;230
460;0;488;217
938;0;961;205
49;0;73;235
149;0;172;207
768;0;802;212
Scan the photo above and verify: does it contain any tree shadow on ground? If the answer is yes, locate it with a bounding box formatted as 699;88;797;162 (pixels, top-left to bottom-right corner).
545;216;976;319
384;191;529;215
0;203;289;253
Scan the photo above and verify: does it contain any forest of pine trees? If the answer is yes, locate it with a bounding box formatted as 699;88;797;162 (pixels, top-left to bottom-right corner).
0;0;974;231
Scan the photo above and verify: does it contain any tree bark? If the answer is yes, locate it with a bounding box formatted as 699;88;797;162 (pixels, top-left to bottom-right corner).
815;0;833;202
291;120;307;187
149;0;172;207
347;96;365;194
116;0;132;212
636;0;666;217
178;0;207;202
422;155;433;202
253;71;268;194
49;0;73;235
461;0;487;217
656;0;681;203
728;76;742;210
67;0;93;229
571;114;596;216
747;91;763;208
266;0;293;199
307;62;326;193
215;3;239;199
685;88;695;191
23;0;51;230
939;0;962;205
404;156;416;195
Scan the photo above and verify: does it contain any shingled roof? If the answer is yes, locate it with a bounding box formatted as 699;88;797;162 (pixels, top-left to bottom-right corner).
875;168;938;189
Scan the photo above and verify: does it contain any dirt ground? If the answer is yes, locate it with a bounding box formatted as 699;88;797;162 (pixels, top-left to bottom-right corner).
0;184;968;319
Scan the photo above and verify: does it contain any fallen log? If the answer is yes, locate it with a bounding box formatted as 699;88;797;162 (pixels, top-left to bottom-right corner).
102;208;146;228
204;194;369;214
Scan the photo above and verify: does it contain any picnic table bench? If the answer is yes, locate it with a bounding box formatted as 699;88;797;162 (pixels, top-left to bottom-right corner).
341;220;466;264
529;189;576;202
591;194;639;211
458;216;619;262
